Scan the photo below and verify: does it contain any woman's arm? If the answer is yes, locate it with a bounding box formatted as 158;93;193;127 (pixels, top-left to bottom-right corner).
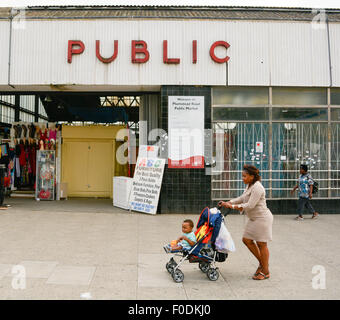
218;192;246;207
238;183;263;210
219;200;244;211
229;195;245;205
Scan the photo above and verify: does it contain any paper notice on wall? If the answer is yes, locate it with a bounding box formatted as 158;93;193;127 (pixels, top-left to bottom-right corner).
256;142;263;153
138;145;159;158
168;96;205;168
129;157;165;215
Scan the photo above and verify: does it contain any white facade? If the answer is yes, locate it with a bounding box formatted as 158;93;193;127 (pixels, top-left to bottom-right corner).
0;21;10;89
0;18;339;90
329;23;340;87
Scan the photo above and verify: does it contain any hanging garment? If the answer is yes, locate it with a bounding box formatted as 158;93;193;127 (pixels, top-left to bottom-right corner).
39;129;48;141
29;123;36;138
49;129;57;141
22;125;28;138
29;144;37;175
15;157;20;177
19;143;26;166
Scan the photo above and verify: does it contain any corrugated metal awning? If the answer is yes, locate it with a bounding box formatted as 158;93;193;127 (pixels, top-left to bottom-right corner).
0;6;340;22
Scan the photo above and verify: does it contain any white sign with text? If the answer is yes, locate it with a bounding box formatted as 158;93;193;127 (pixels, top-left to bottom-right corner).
129;157;165;214
168;96;205;168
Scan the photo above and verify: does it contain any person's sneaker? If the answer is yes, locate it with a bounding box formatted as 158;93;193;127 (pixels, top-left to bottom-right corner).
163;245;171;253
312;212;319;219
295;216;304;221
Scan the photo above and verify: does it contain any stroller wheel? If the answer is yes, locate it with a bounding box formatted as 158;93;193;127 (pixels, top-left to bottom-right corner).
171;269;184;283
166;260;176;274
199;262;210;273
207;268;219;281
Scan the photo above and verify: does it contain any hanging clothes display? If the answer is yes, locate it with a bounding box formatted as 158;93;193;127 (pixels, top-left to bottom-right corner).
0;142;9;206
8;122;59;192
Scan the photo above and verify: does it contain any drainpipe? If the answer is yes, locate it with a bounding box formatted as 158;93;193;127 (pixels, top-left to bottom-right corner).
7;8;19;89
326;14;333;88
325;12;333;198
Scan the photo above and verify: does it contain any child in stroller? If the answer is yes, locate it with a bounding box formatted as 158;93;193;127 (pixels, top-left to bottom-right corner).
163;219;197;252
164;207;229;283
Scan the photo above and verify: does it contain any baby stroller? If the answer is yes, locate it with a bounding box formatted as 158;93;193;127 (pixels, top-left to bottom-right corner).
165;206;231;283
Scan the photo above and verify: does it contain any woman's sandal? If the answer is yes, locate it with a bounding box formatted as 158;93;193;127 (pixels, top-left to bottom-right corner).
253;266;262;277
252;272;270;280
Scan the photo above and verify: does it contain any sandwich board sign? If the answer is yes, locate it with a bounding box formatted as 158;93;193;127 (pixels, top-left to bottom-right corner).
128;157;165;214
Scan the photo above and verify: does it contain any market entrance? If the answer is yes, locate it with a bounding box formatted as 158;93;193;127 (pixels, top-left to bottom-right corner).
0;92;160;203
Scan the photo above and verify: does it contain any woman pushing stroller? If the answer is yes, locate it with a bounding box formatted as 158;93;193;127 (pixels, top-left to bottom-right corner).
219;164;273;281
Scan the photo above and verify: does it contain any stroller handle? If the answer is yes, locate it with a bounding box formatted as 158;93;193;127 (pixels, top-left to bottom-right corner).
217;204;232;217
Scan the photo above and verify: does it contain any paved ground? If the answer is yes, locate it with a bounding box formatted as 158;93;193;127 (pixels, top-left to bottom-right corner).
0;198;339;300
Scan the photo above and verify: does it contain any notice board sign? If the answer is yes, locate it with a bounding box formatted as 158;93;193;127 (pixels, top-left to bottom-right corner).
168;96;205;168
129;157;165;214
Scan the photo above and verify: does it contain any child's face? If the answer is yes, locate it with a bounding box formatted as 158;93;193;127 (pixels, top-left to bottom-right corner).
182;222;193;234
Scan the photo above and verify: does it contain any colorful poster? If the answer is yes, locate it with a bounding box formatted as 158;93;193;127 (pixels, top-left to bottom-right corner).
168;96;205;168
129;157;165;215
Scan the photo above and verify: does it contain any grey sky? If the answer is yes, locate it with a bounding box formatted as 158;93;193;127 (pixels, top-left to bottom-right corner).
0;0;339;9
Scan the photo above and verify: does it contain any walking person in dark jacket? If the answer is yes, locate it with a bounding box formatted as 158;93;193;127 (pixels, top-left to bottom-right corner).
291;164;319;221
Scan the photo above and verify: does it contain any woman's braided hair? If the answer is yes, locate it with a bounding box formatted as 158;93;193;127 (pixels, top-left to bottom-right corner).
243;164;261;186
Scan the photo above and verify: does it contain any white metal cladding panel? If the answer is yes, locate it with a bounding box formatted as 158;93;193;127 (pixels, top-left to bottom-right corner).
329;23;340;87
226;21;271;86
10;20;226;86
268;21;330;87
0;21;10;86
8;19;337;88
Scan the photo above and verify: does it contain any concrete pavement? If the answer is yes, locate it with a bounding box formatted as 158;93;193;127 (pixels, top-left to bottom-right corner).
0;198;339;300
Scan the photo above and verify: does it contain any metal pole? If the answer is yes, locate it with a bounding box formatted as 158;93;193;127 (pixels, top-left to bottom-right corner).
269;87;273;198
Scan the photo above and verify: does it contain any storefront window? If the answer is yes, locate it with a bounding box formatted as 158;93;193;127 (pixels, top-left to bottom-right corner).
271;123;328;198
272;87;327;105
272;107;328;121
213;107;269;121
212;87;268;105
331;108;340;121
330;124;340;197
331;88;340;105
212;122;269;200
212;121;329;200
211;87;340;200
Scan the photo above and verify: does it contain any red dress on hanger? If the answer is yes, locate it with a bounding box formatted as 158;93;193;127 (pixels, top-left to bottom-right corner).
19;143;26;166
39;129;48;141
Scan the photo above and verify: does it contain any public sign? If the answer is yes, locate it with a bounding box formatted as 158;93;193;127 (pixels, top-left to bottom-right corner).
67;40;230;64
168;96;205;168
129;157;165;214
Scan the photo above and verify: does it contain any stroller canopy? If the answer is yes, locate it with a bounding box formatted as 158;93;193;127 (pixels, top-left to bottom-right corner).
196;207;223;244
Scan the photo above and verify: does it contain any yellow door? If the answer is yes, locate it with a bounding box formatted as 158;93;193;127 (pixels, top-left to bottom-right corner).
62;140;113;197
87;142;113;197
63;142;89;196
